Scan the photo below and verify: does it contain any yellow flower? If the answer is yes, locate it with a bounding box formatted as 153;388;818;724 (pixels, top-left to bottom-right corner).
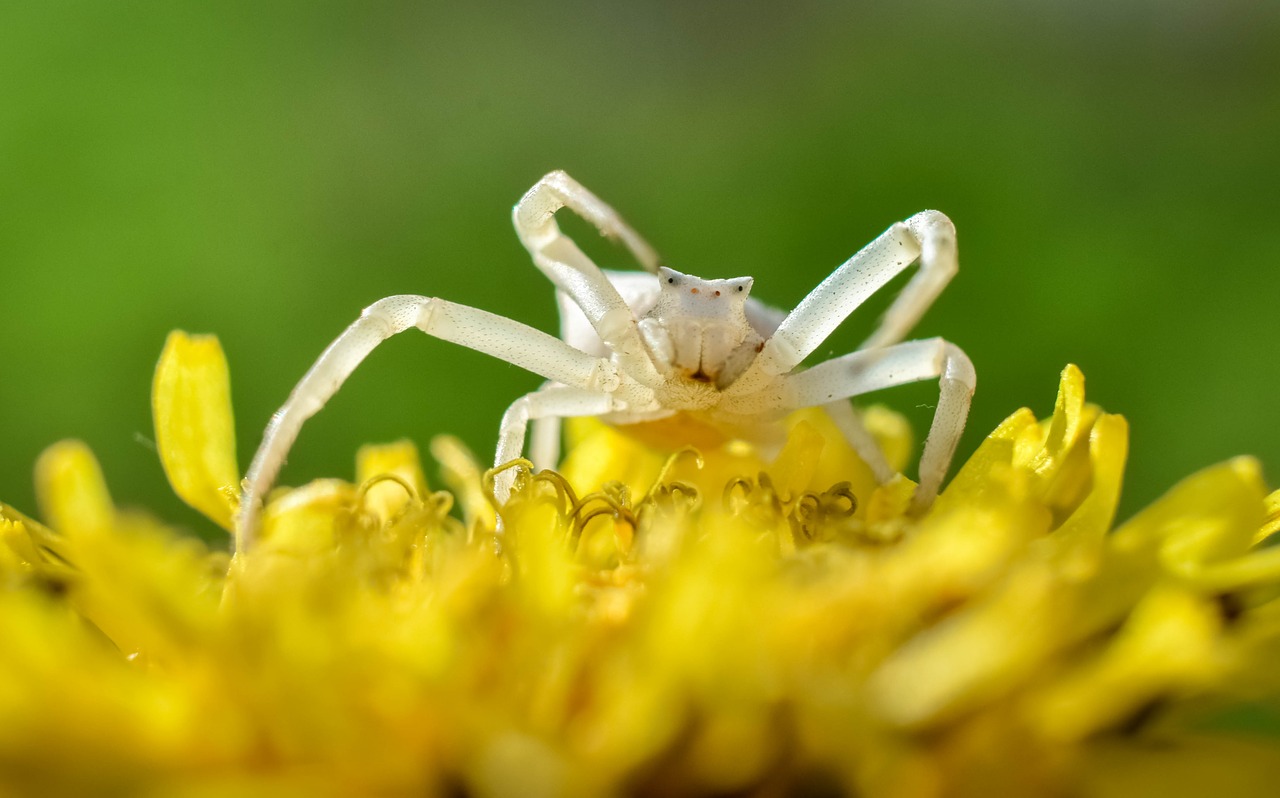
1;331;1278;796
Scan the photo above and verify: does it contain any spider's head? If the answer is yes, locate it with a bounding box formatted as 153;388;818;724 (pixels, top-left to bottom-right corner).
649;267;758;386
655;266;754;319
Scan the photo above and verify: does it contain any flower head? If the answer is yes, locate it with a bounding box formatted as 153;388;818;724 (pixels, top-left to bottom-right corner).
1;332;1278;796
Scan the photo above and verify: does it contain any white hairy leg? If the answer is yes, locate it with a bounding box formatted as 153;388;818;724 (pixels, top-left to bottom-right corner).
514;171;664;386
859;211;957;350
493;386;621;502
728;211;958;394
237;295;621;550
515;170;661;273
751;337;975;511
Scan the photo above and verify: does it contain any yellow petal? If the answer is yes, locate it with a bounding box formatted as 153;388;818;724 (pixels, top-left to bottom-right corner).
1183;543;1280;593
34;440;223;660
1113;456;1266;578
431;435;497;531
782;407;881;506
1257;488;1280;545
0;503;75;585
1032;363;1088;473
1018;364;1105;520
561;418;666;499
867;558;1060;728
1029;586;1220;741
942;406;1039;505
356;439;429;524
768;418;824;499
1051;412;1130;572
152;330;240;532
258;478;357;552
34;439;115;537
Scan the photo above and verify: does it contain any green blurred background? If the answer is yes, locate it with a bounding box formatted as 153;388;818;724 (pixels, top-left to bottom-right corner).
2;0;1278;538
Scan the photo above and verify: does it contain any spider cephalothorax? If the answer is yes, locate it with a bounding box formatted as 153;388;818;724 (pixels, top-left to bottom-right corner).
237;170;974;548
641;267;760;388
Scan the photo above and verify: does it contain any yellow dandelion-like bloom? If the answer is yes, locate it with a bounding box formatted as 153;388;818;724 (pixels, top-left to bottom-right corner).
2;330;1279;797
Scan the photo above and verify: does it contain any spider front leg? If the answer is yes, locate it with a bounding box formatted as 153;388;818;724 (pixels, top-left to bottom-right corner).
733;338;975;512
729;210;958;394
513;171;665;387
515;170;661;273
860;211;958;351
236;295;621;551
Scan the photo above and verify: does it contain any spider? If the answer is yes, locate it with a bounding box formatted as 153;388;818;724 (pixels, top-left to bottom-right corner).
236;171;975;547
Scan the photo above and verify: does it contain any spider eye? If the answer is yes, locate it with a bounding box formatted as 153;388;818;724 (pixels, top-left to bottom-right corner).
737;285;744;292
667;277;675;284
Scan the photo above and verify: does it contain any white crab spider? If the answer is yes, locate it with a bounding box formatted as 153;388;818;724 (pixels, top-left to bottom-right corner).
236;170;975;548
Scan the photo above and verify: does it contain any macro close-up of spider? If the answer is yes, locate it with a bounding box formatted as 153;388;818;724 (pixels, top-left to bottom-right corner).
238;171;975;546
6;5;1280;794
